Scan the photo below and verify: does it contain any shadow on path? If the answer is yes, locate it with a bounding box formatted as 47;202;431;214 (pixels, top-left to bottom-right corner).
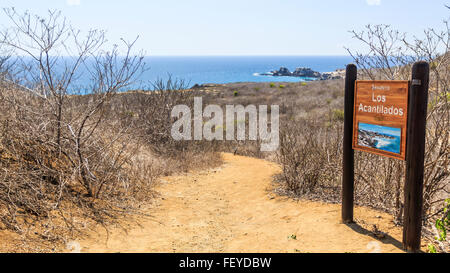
344;222;406;252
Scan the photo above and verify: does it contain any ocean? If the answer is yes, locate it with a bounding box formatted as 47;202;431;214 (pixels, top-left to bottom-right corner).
137;56;353;88
358;123;401;154
10;55;353;92
374;136;401;154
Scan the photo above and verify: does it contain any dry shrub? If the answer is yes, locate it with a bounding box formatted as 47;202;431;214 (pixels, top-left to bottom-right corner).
277;117;408;219
198;81;347;160
348;21;449;221
0;9;157;250
107;78;223;171
0;7;223;250
125;78;198;155
277;118;343;199
0;85;154;245
278;14;449;252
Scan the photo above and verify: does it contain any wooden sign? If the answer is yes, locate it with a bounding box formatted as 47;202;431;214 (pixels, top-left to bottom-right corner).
352;80;409;160
343;62;429;252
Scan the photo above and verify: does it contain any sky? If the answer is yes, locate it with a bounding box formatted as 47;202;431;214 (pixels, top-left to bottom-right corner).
0;0;448;56
359;122;401;137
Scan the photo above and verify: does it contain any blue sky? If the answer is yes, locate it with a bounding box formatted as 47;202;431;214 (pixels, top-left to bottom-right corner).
359;122;401;137
0;0;448;55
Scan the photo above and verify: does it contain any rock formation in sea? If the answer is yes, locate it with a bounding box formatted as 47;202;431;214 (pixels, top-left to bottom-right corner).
265;67;344;80
292;67;321;78
358;129;396;148
271;67;292;76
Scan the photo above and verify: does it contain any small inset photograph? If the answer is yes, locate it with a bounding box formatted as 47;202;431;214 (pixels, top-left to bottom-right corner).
357;123;401;154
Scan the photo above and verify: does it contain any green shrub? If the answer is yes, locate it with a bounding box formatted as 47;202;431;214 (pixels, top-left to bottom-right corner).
428;198;449;253
270;82;275;88
279;84;285;89
233;90;238;96
331;109;345;121
430;61;438;70
121;111;135;118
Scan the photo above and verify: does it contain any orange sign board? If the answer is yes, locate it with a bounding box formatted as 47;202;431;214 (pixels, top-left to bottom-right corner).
352;80;409;160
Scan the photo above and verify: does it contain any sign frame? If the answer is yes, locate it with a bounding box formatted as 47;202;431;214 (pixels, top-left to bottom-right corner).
352;80;410;160
342;62;430;252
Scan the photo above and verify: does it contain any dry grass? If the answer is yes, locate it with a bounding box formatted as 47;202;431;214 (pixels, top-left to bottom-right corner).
197;80;344;160
0;81;222;252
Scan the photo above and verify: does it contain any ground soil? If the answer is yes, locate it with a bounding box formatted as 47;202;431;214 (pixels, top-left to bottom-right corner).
72;153;425;253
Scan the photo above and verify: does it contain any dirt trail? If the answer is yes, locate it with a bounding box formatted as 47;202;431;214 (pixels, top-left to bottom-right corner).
77;153;408;253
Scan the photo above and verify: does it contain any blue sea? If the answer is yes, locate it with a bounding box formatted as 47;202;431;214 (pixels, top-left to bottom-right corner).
358;123;401;154
374;135;401;154
11;55;353;91
137;56;353;87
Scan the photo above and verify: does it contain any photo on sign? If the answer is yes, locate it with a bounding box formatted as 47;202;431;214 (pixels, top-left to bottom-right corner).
357;123;401;154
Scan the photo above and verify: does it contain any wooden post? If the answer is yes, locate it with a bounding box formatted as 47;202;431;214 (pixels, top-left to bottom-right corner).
403;61;429;252
342;64;357;223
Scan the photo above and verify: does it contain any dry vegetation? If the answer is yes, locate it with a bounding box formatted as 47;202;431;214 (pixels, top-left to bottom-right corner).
194;14;449;253
274;22;450;251
0;9;221;252
197;80;345;160
197;80;346;196
0;7;448;253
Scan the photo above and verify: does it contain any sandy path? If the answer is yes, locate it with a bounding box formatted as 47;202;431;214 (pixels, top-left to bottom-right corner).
77;153;408;253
